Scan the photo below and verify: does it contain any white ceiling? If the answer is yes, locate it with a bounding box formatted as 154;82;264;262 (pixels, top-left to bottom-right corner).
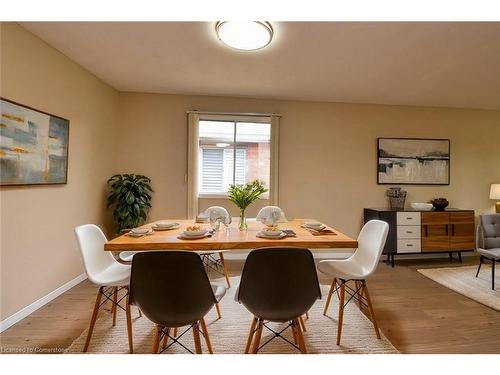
20;22;500;110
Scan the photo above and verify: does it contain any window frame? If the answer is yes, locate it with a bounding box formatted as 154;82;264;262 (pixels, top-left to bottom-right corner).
187;112;280;218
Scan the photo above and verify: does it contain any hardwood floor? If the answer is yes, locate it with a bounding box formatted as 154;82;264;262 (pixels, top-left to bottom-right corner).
1;256;499;354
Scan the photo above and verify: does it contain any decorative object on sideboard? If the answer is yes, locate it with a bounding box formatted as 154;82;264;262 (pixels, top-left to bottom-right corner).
385;187;407;210
410;202;433;211
377;138;450;185
106;174;153;233
431;198;449;211
227;180;268;230
490;184;500;213
0;98;69;186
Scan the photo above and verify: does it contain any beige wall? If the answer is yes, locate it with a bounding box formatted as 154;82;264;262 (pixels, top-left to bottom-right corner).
2;22;500;322
0;23;118;320
116;92;500;239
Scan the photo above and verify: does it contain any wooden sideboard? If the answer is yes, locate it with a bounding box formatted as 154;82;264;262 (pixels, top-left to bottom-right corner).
364;208;475;267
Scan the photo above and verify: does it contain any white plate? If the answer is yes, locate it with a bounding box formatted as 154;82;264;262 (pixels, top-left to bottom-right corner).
302;224;326;231
127;229;153;237
130;227;151;235
261;230;284;237
257;231;287;239
182;229;208;237
177;233;209;240
152;223;180;231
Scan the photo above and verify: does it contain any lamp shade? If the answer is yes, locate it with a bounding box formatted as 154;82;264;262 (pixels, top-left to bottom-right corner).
490;184;500;199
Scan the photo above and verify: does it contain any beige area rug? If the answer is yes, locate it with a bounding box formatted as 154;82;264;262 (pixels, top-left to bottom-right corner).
418;265;500;311
66;277;398;354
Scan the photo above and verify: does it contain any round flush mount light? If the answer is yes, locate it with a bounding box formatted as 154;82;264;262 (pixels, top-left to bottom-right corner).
215;21;273;51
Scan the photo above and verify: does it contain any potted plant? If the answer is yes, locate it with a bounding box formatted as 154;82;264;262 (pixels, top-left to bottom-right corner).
227;180;268;230
106;174;153;233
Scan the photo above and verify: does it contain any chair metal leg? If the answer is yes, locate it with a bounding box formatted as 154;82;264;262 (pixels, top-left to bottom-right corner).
492;259;496;291
83;286;104;352
219;252;231;288
476;256;483;277
458;251;462;263
251;319;264;354
323;278;337;316
336;281;345;345
363;281;381;339
244;317;258;354
137;307;142;318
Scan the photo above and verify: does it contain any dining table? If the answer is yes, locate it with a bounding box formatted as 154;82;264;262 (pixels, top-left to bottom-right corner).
104;218;358;252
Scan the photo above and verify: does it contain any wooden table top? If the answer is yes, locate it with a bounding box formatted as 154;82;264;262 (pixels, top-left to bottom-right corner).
104;218;358;251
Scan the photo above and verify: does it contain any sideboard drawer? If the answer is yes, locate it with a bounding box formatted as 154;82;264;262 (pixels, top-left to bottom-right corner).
397;239;421;253
397;225;421;239
397;212;421;226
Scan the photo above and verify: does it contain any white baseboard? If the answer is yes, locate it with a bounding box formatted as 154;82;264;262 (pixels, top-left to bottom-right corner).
0;273;87;333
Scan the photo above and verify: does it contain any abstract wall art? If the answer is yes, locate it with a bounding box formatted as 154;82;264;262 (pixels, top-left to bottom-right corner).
377;138;450;185
1;98;69;186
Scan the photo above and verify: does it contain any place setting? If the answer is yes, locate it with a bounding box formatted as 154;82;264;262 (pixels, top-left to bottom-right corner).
177;225;213;240
301;221;337;236
151;221;180;231
125;227;154;238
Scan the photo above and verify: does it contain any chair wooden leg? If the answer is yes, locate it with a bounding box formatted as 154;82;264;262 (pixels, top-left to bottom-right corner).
161;328;171;349
125;294;134;353
192;322;203;354
299;316;307;332
173;327;178;338
293;319;307;354
323;278;337;316
219;252;231;288
112;287;118;326
200;318;213;354
215;302;222;319
83;286;104;352
336;281;345;346
245;317;258;354
291;321;298;344
363;282;381;339
152;325;161;354
251;319;264;354
305;311;309;320
137;307;142;318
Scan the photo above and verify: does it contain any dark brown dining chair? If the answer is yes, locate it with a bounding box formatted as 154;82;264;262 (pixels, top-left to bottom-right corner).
236;247;321;354
128;251;226;354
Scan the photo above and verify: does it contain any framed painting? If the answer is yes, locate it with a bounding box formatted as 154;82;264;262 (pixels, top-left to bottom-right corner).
377;138;450;185
1;98;69;186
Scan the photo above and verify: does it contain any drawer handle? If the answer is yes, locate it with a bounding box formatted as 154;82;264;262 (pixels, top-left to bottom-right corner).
406;244;413;247
406;217;413;220
406;231;413;234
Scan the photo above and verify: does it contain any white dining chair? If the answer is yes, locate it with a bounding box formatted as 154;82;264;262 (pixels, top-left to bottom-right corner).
74;224;136;353
198;207;232;288
318;220;389;345
256;206;287;225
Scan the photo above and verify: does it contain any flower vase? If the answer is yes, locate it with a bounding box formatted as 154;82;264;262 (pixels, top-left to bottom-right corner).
239;209;248;231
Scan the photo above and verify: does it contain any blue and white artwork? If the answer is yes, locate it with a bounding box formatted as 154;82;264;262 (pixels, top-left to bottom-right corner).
377;138;450;185
1;99;69;185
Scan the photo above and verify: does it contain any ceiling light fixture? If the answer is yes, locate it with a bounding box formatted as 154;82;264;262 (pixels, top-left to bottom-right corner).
215;21;273;51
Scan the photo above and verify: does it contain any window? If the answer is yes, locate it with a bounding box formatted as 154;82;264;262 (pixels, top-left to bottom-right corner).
198;119;271;197
187;112;279;218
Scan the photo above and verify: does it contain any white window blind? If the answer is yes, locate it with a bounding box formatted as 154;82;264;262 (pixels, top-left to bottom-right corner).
201;147;247;193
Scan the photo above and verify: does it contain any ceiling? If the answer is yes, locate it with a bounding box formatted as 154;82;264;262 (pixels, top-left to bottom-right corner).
20;22;500;110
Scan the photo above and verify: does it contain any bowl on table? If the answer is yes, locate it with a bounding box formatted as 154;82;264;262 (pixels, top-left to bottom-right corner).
410;203;434;211
261;228;284;237
432;198;449;211
182;226;208;237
